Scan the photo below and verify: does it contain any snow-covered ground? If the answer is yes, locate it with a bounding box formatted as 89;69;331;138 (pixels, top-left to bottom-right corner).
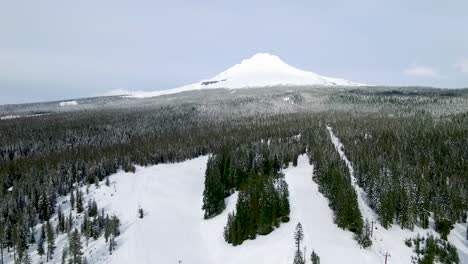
5;149;465;263
120;53;368;98
59;101;78;107
0;113;46;120
327;126;468;264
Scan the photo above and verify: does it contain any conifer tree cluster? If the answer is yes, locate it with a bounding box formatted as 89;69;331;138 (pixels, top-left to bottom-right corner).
331;111;467;232
305;125;364;237
203;140;299;245
224;175;290;245
409;234;459;264
1;86;467;260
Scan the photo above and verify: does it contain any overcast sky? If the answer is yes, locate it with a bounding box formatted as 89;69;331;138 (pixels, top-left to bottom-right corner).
1;0;468;104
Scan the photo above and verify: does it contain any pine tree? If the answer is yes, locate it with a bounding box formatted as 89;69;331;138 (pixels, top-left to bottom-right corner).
57;205;64;233
108;235;116;255
67;210;73;233
104;215;111;242
0;218;4;264
358;219;372;248
69;229;83;264
46;220;55;261
70;189;75;210
293;253;305;264
76;189;84;214
311;250;320;264
61;247;68;264
293;222;305;264
138;207;144;219
37;224;45;258
294;222;304;253
202;157;226;218
23;251;32;264
465;224;467;241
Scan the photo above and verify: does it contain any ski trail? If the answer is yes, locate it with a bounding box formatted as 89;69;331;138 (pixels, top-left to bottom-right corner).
326;126;378;222
326;126;417;263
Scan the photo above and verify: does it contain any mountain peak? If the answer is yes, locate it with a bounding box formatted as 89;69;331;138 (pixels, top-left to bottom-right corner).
241;53;285;65
125;53;369;98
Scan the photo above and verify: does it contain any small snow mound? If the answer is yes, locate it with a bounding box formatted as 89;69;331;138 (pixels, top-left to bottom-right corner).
59;100;78;107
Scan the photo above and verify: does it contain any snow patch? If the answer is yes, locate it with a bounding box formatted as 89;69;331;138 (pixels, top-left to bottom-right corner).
122;53;369;98
0;115;21;120
59;100;78;107
0;114;47;120
326;126;467;263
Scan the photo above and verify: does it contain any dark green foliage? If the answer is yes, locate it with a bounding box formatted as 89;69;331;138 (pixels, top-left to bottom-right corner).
293;223;305;264
221;145;293;245
46;220;55;261
68;229;82;264
334;113;468;229
57;205;65;233
409;234;459;264
311;250;320;264
61;246;68;264
435;219;454;241
202;156;226;219
294;222;304;252
87;200;98;217
76;189;84;214
357;219;373;248
37;224;45;258
138;207;144;219
0;87;466;259
307;125;363;236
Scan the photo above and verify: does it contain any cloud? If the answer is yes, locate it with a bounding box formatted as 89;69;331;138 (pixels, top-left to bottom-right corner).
403;65;439;78
455;57;468;74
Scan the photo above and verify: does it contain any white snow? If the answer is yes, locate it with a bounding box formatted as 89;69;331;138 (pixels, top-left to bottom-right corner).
327;126;468;263
0;115;21;120
0;114;47;120
449;222;468;263
6;150;465;264
124;53;369;98
59;101;78;107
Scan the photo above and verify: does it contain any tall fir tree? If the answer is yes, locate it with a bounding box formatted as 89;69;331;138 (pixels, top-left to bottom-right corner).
46;220;55;261
69;229;83;264
311;250;320;264
76;189;84;214
293;222;305;264
37;224;45;259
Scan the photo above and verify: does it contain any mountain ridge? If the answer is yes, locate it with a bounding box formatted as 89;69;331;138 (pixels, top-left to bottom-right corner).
124;53;369;98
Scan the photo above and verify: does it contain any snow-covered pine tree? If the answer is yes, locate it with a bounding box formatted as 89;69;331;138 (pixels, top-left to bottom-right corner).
46;220;55;261
68;229;83;264
311;250;320;264
0;218;4;264
70;189;75;210
57;205;65;233
76;189;84;214
294;222;304;253
37;224;45;258
23;251;31;264
358;218;372;248
62;246;68;264
293;222;305;264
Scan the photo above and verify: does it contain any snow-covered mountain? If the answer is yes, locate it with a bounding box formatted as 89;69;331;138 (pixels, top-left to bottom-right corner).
124;53;369;98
